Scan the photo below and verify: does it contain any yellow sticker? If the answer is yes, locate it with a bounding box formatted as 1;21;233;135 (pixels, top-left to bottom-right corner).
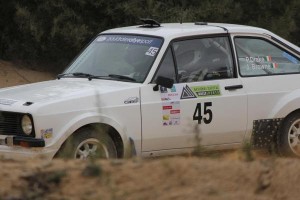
41;128;53;139
163;115;170;120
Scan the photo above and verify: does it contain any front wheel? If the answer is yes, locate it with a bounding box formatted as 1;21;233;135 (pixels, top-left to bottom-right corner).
278;112;300;157
58;127;117;160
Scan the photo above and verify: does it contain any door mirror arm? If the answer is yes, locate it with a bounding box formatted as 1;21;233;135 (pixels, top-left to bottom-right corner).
153;76;174;91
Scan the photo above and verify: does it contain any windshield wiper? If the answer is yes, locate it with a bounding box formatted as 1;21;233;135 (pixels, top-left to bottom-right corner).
57;72;137;82
108;74;136;82
57;72;93;79
57;72;107;80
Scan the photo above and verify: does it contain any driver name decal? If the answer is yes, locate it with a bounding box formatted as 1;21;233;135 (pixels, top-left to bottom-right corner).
245;56;279;70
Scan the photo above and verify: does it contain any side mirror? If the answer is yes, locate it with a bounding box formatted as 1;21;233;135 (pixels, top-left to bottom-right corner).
153;76;174;91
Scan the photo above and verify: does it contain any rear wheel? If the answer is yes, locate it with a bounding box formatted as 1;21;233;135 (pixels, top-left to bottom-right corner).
278;112;300;157
59;127;117;159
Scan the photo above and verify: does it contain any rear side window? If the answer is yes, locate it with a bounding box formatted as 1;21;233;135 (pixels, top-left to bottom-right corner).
235;37;300;76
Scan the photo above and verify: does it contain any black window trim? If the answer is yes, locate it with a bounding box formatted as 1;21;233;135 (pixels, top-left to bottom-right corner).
150;45;178;83
151;33;238;84
234;36;300;78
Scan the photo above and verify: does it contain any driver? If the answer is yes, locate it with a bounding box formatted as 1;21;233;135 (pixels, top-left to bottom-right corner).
124;45;153;82
173;41;206;82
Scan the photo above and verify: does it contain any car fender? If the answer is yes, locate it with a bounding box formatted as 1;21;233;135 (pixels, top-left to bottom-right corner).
45;112;130;156
269;89;300;119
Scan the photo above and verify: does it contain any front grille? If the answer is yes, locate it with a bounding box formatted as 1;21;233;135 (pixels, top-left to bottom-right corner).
0;111;35;137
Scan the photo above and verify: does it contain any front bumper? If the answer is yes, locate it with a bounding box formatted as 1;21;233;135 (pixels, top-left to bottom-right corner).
0;136;45;148
0;136;56;161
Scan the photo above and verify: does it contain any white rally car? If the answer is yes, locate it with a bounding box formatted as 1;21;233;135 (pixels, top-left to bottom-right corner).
0;20;300;160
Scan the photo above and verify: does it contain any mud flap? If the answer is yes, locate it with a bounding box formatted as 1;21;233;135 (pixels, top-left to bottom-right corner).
252;118;283;148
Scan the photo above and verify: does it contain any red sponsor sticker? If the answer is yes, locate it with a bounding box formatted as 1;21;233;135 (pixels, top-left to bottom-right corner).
170;110;180;114
163;106;172;110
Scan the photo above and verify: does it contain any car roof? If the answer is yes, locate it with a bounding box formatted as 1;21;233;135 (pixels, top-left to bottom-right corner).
102;23;270;39
102;22;300;53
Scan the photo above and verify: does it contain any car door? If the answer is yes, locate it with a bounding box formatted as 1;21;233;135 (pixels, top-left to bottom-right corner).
140;35;248;154
232;35;300;146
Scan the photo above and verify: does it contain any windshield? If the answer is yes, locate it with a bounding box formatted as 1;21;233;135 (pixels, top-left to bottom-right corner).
64;34;163;83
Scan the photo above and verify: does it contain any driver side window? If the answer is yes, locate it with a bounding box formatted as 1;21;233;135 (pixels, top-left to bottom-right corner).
153;37;234;83
173;37;234;83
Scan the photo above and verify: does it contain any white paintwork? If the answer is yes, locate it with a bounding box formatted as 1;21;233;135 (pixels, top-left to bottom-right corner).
0;22;299;160
229;33;300;141
141;79;247;152
0;79;141;159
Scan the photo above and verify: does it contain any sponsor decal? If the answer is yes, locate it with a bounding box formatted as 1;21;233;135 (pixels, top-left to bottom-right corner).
160;85;181;101
163;106;172;110
161;84;221;102
163;115;170;120
96;35;162;47
0;99;17;106
168;93;179;97
161;97;171;101
162;101;180;126
170;110;180;114
97;36;106;42
41;128;53;139
191;85;221;98
170;85;176;93
181;85;197;99
160;86;168;93
124;97;139;104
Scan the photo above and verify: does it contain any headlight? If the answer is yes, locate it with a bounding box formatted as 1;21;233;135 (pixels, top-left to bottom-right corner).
21;115;33;135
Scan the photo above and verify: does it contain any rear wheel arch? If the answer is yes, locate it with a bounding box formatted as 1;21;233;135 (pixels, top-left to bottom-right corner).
277;109;300;157
270;91;300;119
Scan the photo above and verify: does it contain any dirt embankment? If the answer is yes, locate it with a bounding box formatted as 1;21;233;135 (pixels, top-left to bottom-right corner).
0;60;299;200
0;60;55;87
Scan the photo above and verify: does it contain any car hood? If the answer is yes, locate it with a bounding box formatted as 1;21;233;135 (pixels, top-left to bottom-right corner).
0;78;140;105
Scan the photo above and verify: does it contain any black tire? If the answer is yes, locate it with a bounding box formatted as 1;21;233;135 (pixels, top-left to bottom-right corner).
278;112;300;157
58;127;117;159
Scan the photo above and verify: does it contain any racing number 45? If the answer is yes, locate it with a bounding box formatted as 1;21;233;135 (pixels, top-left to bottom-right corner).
193;102;213;124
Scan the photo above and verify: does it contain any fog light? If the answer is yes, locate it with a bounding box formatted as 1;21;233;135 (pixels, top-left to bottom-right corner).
21;115;33;135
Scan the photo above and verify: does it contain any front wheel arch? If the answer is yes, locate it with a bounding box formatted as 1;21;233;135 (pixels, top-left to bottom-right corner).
55;123;124;159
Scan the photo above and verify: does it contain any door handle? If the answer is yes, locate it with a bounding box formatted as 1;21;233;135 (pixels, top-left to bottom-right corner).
225;85;243;90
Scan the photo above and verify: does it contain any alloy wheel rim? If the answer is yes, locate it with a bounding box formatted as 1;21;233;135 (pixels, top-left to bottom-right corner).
74;138;109;159
288;119;300;156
